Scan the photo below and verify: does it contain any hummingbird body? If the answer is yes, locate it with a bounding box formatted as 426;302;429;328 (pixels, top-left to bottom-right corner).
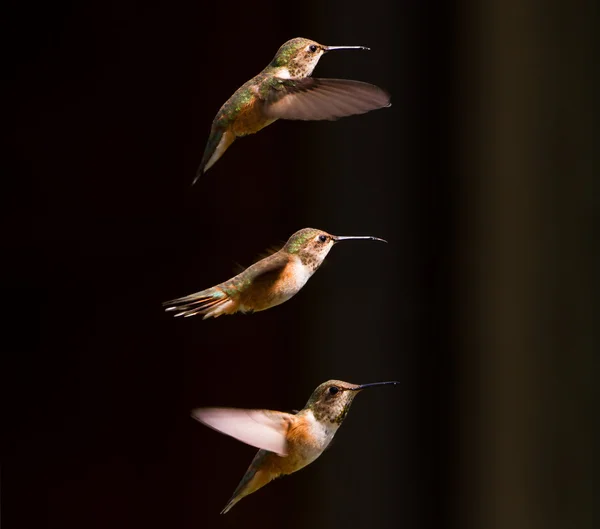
163;227;386;319
193;37;391;183
220;408;337;513
191;379;399;513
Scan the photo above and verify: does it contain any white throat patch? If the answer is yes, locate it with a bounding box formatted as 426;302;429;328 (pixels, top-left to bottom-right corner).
275;67;291;79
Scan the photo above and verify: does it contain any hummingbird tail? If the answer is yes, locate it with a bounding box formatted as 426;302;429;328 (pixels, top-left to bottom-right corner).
163;287;236;319
220;496;242;515
193;127;235;185
220;456;274;514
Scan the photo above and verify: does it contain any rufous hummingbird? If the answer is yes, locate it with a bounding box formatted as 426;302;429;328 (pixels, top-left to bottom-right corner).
163;227;386;319
192;379;399;513
192;37;391;184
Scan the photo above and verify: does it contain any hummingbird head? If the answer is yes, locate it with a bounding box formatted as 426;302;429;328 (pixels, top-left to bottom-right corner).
282;228;387;272
269;38;369;78
283;228;337;270
306;380;399;424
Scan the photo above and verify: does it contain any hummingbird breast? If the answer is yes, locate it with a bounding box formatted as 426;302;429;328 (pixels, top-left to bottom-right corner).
255;409;338;480
283;409;339;472
230;97;275;137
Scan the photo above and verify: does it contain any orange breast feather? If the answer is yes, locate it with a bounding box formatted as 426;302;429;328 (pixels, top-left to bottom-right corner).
232;99;275;136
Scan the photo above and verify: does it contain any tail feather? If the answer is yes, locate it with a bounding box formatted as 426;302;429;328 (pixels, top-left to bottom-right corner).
177;298;224;317
221;474;255;515
163;287;237;319
192;126;235;185
220;495;242;515
220;454;274;514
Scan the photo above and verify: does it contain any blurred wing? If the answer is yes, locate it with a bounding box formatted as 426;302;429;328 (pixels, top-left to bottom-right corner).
192;407;295;456
263;78;391;121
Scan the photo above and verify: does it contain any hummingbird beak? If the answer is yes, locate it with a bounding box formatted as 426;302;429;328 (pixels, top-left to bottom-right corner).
351;381;400;392
323;45;370;53
332;235;388;243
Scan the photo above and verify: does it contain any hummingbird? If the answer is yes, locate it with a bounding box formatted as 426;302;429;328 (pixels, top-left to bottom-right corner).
192;379;399;513
163;227;386;319
192;37;391;184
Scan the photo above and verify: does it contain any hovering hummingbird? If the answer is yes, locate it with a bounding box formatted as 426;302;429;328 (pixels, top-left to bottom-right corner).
192;37;391;184
193;379;399;513
163;227;386;319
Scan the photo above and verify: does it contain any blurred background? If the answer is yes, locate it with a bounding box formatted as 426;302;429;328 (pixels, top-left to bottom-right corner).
3;0;593;528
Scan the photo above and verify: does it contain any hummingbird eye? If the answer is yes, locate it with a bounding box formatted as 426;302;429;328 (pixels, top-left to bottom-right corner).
308;44;318;53
328;386;339;395
318;235;327;243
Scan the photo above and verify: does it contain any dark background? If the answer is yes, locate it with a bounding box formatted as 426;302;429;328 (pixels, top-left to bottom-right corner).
3;1;593;528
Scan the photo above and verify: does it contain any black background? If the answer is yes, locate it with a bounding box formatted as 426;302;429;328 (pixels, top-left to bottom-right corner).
3;1;593;529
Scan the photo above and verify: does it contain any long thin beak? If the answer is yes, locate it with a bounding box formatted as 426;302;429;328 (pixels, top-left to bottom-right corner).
324;45;370;52
333;235;388;243
351;381;400;391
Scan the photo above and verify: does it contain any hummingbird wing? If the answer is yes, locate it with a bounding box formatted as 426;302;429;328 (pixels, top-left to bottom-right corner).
192;407;295;456
263;78;391;121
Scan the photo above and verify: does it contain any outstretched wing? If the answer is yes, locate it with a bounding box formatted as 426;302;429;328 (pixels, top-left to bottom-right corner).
192;407;295;456
263;78;391;121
